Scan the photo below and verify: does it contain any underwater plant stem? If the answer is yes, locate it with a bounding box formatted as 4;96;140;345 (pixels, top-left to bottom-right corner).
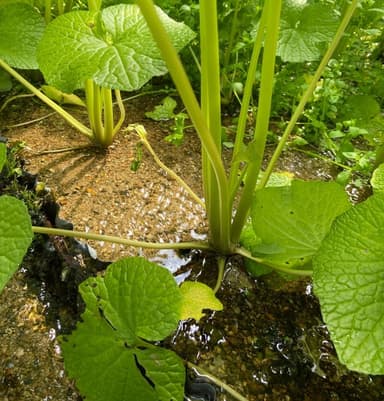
137;0;231;254
259;0;360;188
0;59;93;138
213;257;226;294
186;362;250;401
235;248;313;277
32;226;211;251
132;125;205;209
230;0;282;244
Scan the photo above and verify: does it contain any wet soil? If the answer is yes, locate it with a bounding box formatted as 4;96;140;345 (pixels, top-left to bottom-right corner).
0;93;383;401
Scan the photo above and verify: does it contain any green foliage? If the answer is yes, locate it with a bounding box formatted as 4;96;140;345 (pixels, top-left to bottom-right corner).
179;281;223;321
249;180;351;271
0;2;45;69
37;4;195;92
0;195;33;293
278;1;339;62
61;257;185;401
145;96;188;145
313;193;384;374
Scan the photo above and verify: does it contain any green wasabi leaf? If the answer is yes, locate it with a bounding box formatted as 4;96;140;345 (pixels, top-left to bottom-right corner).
279;2;339;62
313;193;384;374
179;281;223;321
37;4;195;92
251;181;350;269
0;195;33;293
0;3;45;69
61;257;185;401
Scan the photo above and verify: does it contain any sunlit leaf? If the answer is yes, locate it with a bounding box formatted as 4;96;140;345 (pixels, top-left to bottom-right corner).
37;4;195;92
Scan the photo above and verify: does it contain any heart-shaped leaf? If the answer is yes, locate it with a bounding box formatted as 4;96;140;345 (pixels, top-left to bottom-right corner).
37;4;195;92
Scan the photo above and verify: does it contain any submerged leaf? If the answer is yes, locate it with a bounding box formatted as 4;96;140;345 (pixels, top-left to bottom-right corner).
0;195;33;293
313;194;384;374
61;257;185;401
180;281;223;321
37;4;195;92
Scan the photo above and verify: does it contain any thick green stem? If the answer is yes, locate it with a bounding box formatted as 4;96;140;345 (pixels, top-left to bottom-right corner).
136;0;231;253
0;59;93;138
230;0;282;244
200;0;231;253
32;226;211;251
259;0;359;188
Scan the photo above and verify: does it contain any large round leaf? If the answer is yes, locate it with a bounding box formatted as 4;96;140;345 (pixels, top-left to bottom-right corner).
37;4;195;92
61;257;185;401
0;3;45;69
313;194;384;374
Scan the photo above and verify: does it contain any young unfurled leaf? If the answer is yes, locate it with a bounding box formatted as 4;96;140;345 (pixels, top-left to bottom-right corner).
179;281;223;321
313;193;384;374
0;195;33;293
61;257;185;401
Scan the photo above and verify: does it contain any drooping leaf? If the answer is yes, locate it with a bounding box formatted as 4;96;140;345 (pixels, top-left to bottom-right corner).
37;4;195;92
0;3;45;69
278;2;339;62
0;195;33;293
313;194;384;374
250;180;351;269
179;281;223;321
61;257;185;401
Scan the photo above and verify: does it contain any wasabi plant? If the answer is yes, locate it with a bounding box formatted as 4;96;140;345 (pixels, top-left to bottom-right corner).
1;1;384;400
0;1;194;147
